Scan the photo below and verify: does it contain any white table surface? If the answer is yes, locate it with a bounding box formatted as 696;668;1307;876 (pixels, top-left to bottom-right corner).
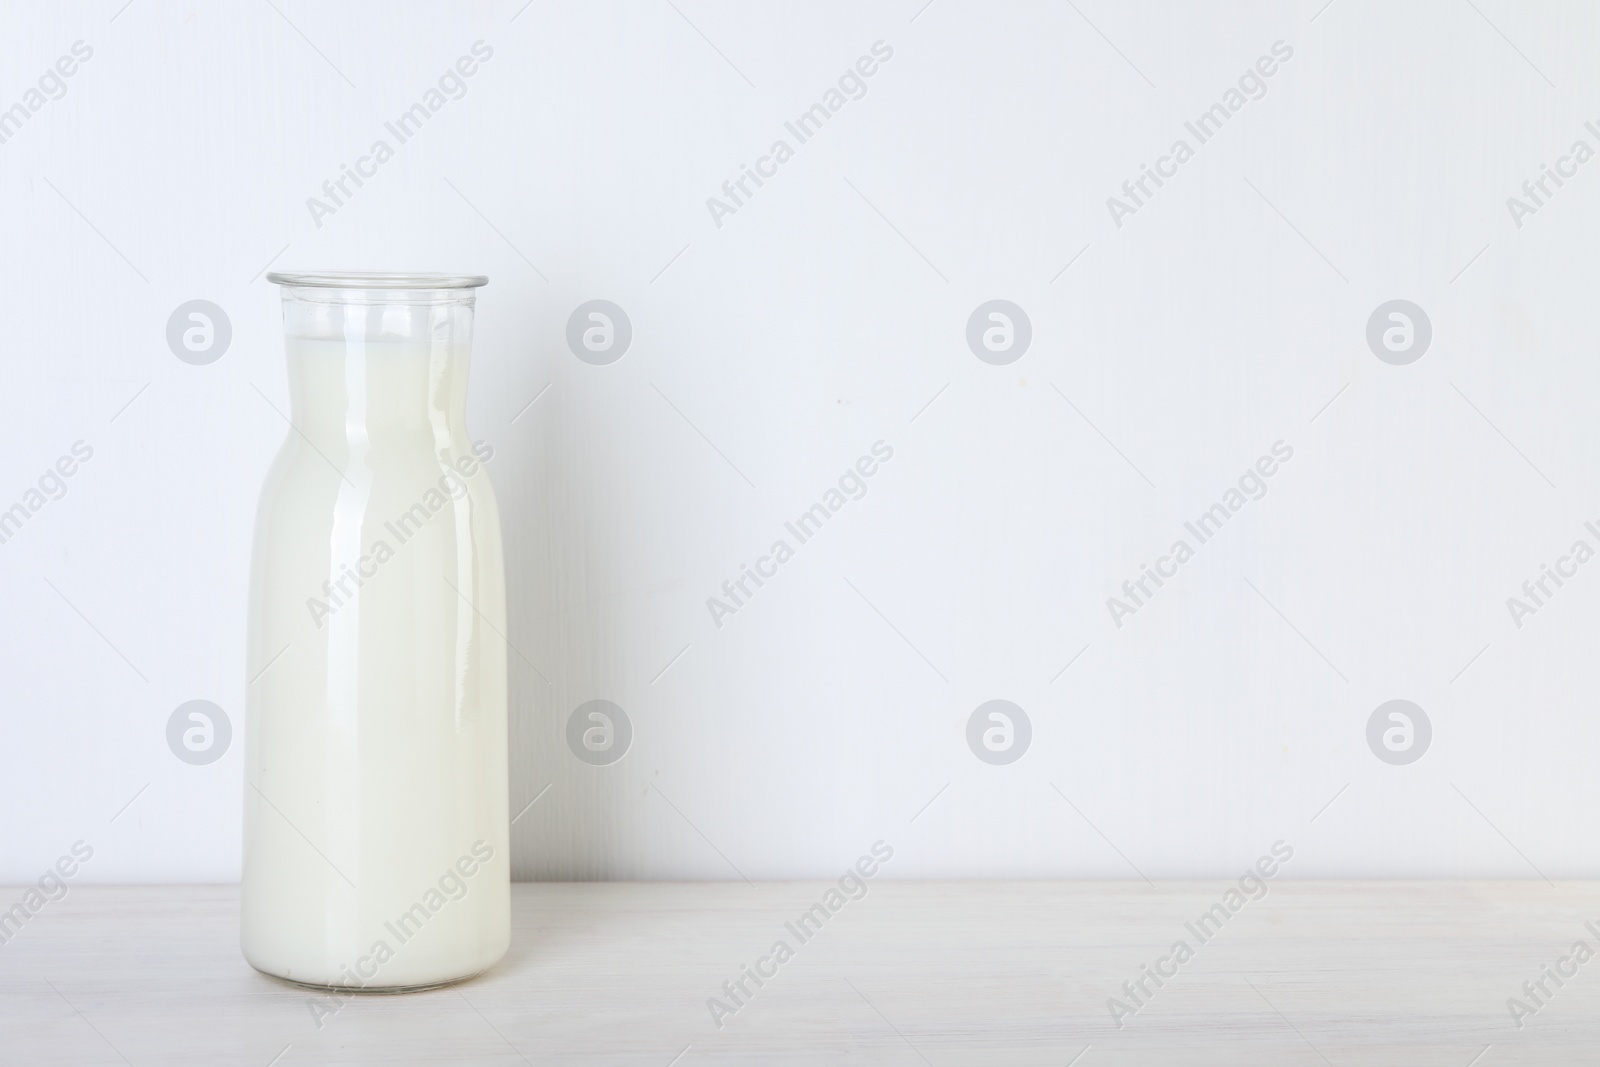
0;881;1592;1064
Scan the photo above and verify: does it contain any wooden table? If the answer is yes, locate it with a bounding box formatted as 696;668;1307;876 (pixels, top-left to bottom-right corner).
0;881;1590;1064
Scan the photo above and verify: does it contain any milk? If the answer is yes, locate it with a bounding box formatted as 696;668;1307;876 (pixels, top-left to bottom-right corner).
243;337;509;990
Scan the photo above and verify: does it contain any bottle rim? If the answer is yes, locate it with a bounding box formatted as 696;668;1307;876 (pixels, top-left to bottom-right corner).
266;271;488;290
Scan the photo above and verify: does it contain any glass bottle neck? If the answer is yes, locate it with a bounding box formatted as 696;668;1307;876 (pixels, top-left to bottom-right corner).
285;338;472;451
275;287;478;454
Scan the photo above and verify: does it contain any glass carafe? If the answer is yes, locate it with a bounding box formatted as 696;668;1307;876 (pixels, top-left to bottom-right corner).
243;272;509;991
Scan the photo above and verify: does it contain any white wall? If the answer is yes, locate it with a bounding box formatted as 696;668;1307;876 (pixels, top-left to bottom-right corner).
3;0;1597;883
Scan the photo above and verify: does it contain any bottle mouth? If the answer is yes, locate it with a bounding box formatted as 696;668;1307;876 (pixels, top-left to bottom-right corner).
267;271;488;290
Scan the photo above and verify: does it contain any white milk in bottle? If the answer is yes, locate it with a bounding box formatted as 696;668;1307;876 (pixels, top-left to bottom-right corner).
244;274;509;990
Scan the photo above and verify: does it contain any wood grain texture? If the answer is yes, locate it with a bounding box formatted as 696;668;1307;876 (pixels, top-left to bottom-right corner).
0;881;1593;1064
